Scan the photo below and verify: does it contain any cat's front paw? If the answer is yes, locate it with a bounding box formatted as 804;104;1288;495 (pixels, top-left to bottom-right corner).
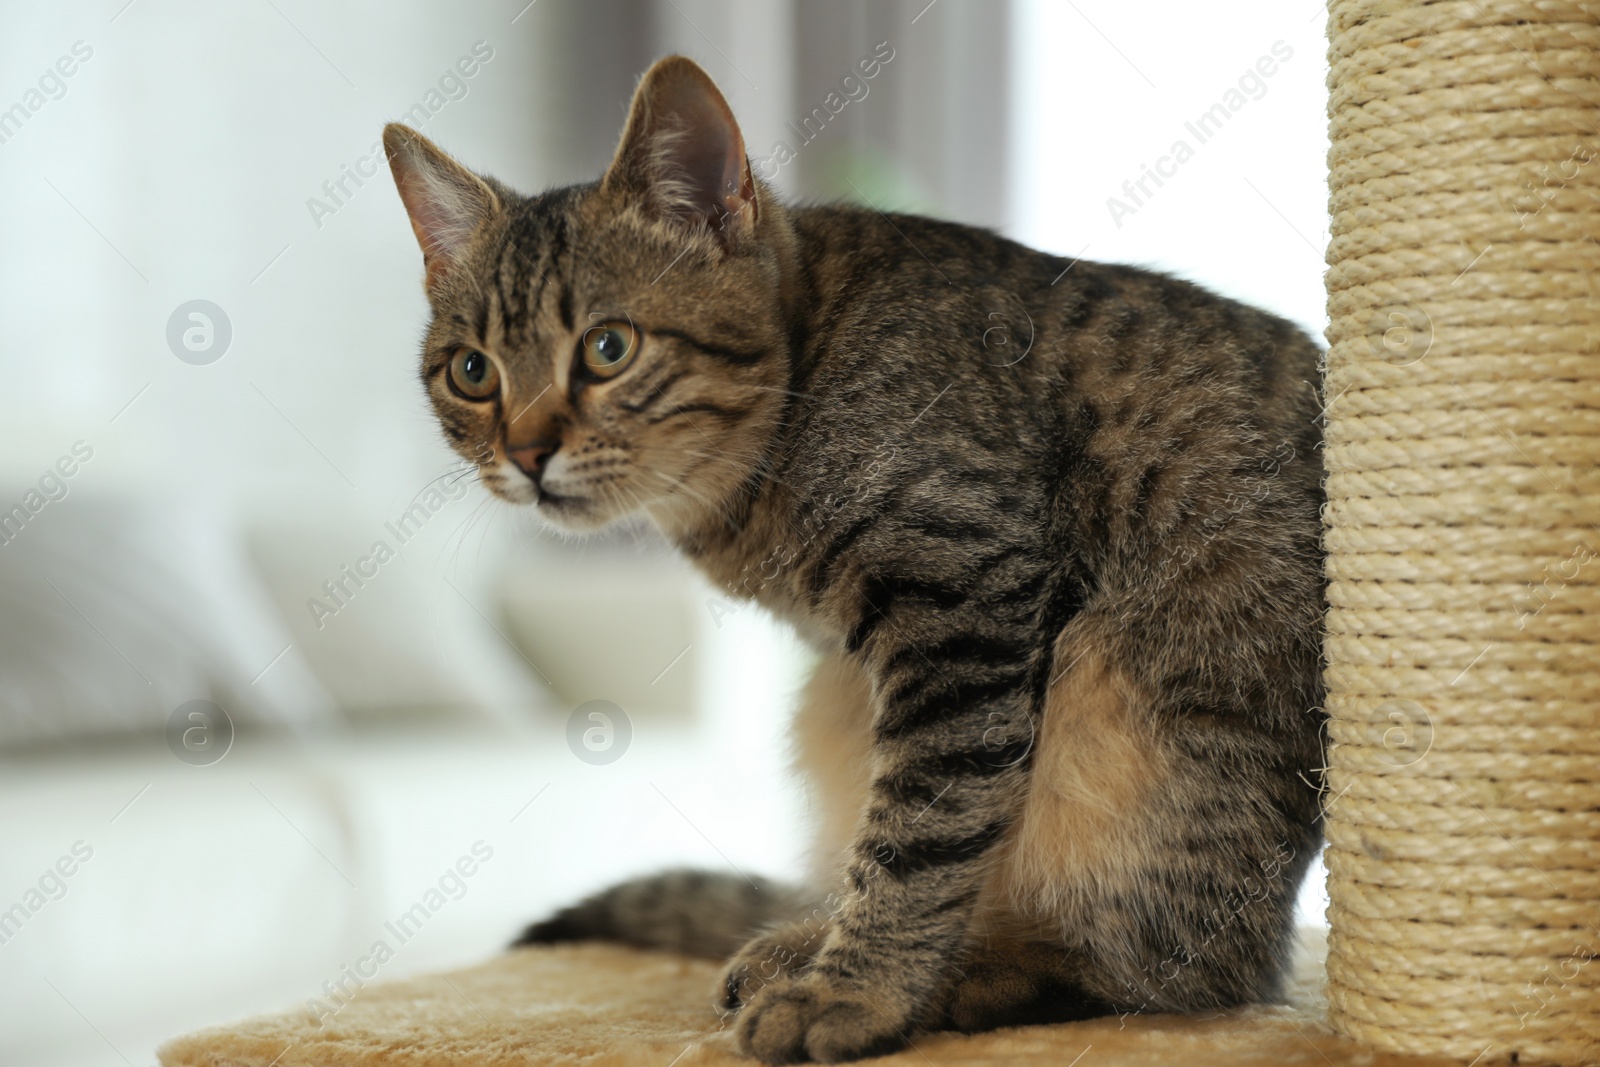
716;920;827;1015
735;973;908;1064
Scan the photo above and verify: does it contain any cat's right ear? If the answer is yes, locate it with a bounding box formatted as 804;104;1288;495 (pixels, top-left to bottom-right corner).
383;123;499;293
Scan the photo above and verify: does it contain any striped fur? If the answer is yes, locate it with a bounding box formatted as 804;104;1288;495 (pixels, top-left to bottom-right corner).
385;56;1326;1064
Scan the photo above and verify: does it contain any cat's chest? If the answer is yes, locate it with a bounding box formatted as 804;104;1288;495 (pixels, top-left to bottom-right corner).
696;551;838;643
676;516;847;652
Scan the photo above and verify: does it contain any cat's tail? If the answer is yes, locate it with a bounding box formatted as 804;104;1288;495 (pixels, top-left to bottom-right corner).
512;868;813;959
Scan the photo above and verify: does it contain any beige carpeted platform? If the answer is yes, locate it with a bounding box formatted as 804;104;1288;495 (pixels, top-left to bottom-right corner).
157;931;1458;1066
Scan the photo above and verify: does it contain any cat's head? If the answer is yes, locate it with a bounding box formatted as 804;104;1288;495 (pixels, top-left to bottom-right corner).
383;56;793;536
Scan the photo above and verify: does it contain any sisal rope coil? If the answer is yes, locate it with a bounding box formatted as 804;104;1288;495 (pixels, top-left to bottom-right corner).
1322;0;1600;1062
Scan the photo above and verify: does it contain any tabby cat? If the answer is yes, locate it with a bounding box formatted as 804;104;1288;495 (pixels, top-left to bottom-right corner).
384;55;1325;1064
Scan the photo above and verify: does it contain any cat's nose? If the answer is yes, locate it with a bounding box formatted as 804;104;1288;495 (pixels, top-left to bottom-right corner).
507;441;558;483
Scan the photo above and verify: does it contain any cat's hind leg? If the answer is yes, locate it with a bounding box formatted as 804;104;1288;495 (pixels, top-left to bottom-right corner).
982;637;1321;1021
935;936;1117;1032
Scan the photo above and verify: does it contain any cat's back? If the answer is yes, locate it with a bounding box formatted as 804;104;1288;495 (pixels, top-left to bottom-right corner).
786;202;1322;446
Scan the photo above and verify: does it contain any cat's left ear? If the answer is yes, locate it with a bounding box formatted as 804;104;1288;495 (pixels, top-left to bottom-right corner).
383;123;500;293
603;56;757;246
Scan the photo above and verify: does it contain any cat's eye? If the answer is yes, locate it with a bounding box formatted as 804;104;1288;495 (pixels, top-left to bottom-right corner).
447;348;500;400
579;321;638;380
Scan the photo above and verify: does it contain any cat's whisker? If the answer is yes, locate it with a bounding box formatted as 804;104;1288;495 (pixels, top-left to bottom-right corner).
401;463;480;516
437;489;497;578
471;492;503;565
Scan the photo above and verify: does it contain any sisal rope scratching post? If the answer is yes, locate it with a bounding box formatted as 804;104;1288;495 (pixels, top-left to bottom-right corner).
1322;0;1600;1062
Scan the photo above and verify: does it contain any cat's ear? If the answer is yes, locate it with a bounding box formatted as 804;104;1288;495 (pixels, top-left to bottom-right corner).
603;56;757;245
383;123;500;292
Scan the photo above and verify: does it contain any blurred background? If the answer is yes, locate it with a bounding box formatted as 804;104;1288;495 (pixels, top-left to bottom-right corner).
0;2;1331;1064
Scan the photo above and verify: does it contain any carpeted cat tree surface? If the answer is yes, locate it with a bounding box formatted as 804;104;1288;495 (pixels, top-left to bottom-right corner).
158;937;1458;1067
